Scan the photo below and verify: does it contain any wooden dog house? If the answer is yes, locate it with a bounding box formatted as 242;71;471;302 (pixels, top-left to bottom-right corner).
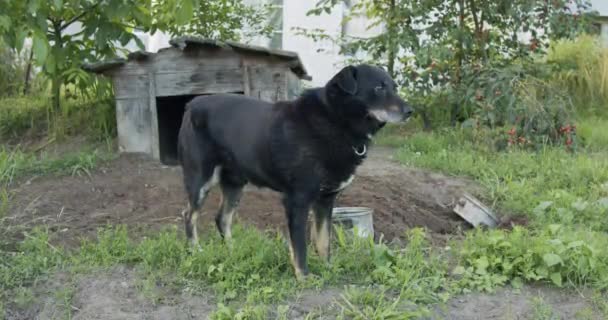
83;36;311;165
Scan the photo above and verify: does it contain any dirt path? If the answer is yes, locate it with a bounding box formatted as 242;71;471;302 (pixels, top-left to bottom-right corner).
6;146;475;247
6;267;603;320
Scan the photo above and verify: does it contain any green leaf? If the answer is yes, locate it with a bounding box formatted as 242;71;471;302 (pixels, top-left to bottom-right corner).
0;15;10;31
571;200;588;212
46;54;56;74
533;201;553;216
511;276;523;289
53;0;63;10
548;224;561;235
15;28;28;52
452;266;466;275
175;0;194;25
598;197;608;209
475;256;489;275
32;34;49;65
543;253;562;267
567;240;584;249
28;0;41;14
550;272;562;287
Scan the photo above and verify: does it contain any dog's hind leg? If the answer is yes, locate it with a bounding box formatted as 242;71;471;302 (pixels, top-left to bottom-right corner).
183;164;221;247
311;193;337;263
215;173;244;244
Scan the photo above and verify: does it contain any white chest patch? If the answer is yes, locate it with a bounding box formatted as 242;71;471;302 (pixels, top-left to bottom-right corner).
334;175;355;192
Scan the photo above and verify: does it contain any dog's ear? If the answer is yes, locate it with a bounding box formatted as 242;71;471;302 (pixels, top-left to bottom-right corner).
332;65;358;95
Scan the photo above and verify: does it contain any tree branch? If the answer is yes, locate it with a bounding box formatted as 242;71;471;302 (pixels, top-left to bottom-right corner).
468;0;480;34
59;2;101;31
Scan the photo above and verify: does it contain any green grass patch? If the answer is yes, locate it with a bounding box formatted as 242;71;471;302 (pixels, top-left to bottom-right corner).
394;127;608;231
373;121;423;148
577;117;608;151
0;147;113;187
378;122;608;293
1;224;450;318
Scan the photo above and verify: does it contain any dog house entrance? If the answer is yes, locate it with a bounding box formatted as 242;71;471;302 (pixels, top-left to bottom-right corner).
155;93;243;165
156;95;197;165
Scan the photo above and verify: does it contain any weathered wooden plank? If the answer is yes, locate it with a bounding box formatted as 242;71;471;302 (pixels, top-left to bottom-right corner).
152;48;241;74
154;67;244;97
148;72;160;160
115;97;153;155
112;74;150;99
248;66;288;102
105;59;150;76
287;72;302;100
242;64;251;96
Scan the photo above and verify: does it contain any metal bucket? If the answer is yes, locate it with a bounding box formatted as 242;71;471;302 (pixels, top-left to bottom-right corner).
332;207;374;238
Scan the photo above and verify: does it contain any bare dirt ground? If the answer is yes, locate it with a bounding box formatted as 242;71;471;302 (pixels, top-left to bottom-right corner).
7;267;602;320
5;146;474;248
5;145;603;319
431;286;603;320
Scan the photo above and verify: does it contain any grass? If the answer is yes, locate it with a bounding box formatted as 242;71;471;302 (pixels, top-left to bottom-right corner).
547;34;608;115
0;147;113;187
1;225;449;319
392;119;608;231
370;115;608;295
0;94;116;143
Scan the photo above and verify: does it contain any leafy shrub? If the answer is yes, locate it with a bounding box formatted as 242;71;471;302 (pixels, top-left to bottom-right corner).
0;96;49;140
0;45;28;98
452;225;608;293
450;62;577;150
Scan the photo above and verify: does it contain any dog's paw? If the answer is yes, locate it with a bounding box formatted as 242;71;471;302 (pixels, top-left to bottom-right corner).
186;241;203;254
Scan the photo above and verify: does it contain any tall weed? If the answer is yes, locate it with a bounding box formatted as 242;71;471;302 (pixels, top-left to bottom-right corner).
547;34;608;115
0;95;116;142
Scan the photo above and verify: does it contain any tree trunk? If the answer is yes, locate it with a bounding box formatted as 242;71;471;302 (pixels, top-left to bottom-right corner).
23;48;34;95
51;22;64;112
387;0;397;78
451;0;466;127
51;77;61;113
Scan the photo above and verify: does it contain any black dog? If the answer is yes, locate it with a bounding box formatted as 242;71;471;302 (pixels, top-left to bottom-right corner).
177;64;413;280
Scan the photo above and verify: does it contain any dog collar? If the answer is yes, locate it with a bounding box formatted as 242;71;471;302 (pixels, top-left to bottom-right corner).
353;144;367;156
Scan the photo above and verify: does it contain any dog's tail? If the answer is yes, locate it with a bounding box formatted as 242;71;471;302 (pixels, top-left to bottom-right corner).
177;98;211;166
186;98;210;130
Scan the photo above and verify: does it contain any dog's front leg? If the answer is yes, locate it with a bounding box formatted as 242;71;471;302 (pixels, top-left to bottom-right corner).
283;193;316;281
312;192;337;263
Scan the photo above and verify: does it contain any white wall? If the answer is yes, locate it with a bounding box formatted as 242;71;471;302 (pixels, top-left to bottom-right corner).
589;0;608;47
281;1;344;87
590;0;608;16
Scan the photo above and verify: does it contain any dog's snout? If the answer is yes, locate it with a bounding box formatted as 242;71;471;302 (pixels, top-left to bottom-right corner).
396;98;414;120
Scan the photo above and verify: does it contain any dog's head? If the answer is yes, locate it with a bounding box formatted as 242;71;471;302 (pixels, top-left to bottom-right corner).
324;64;413;139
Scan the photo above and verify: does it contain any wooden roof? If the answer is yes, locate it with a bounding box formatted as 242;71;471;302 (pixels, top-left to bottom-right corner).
83;36;311;81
